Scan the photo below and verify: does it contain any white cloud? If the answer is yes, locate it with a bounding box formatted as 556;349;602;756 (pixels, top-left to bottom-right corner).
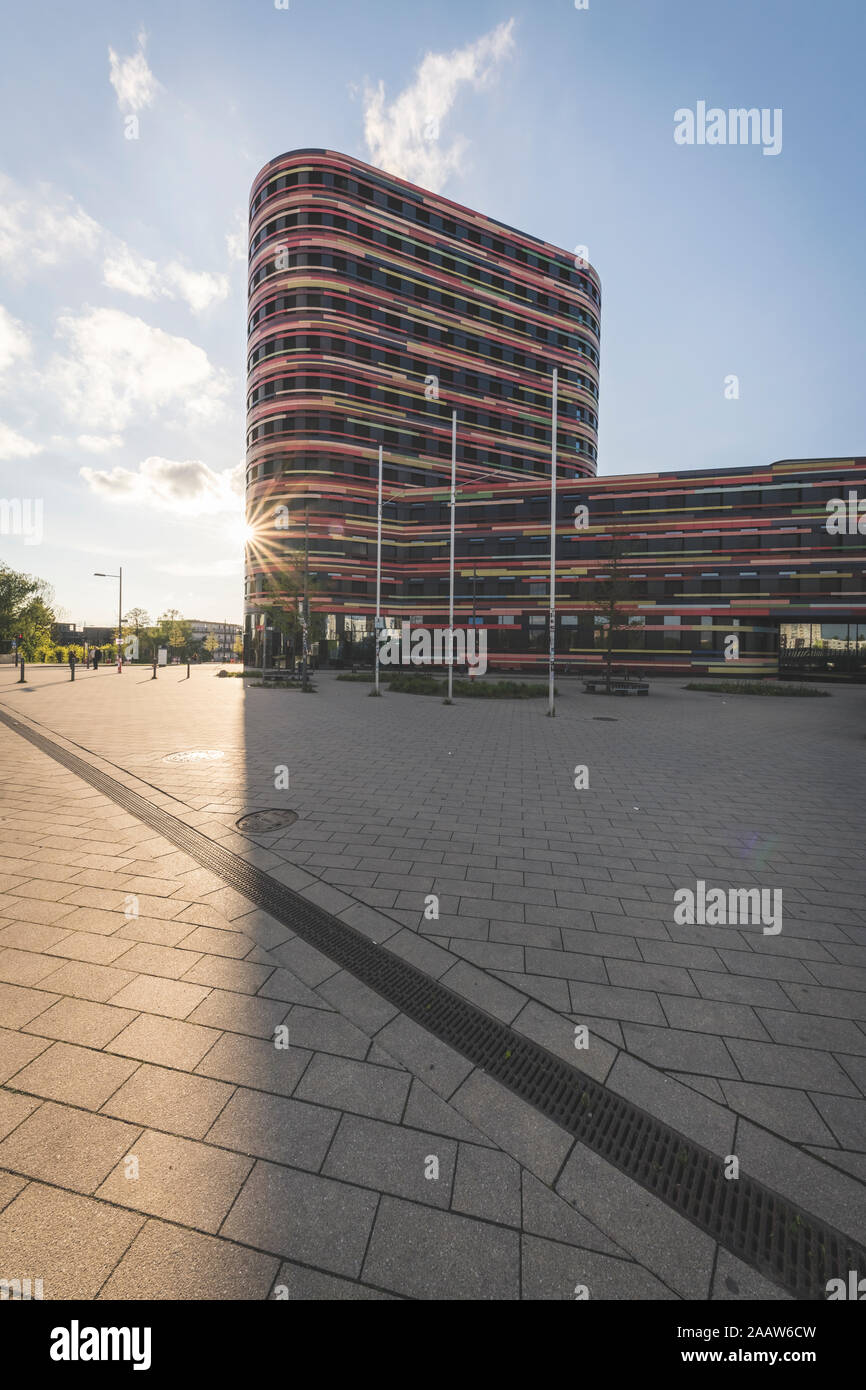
48;307;230;433
0;305;31;375
162;262;229;313
103;244;229;313
80;455;243;516
0;421;42;460
102;244;161;300
77;434;124;453
225;210;248;263
108;29;159;114
0;174;101;277
362;19;516;190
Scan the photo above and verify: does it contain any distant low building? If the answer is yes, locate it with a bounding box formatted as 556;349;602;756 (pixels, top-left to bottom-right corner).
188;619;243;661
52;623;116;648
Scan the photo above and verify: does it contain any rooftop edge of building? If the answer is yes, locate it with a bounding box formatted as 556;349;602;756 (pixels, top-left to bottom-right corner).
249;147;602;290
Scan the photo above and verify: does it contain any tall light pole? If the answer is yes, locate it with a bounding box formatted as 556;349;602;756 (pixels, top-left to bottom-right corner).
94;568;122;672
548;368;558;717
446;409;457;705
374;444;383;696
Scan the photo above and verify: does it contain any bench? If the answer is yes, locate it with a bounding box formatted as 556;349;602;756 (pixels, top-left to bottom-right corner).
583;677;650;696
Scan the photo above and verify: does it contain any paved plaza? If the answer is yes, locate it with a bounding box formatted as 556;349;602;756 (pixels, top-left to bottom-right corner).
0;663;863;1298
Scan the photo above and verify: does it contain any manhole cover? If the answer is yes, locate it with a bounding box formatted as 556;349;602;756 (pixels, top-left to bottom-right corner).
163;750;225;763
593;716;618;721
236;809;299;833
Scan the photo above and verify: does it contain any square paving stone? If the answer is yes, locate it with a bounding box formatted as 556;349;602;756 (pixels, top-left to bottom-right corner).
0;1089;41;1141
449;1070;572;1184
375;1015;473;1100
23;996;138;1048
271;1262;395;1300
0;1183;145;1299
0;1028;51;1084
361;1196;519;1299
34;960;138;1003
0;948;66;986
281;1005;370;1060
106;1015;223;1070
194;1032;311;1095
522;1233;676;1300
181;956;274;994
221;1161;378;1276
6;1041;139;1109
323;1113;457;1208
556;1143;717;1299
42;931;137;965
101;1065;235;1140
293;1052;410;1122
206;1088;339;1169
521;1172;624;1256
0;982;58;1029
106;942;203;979
98;1219;278;1300
107;975;211;1019
186;988;290;1038
0;922;74;952
0;1171;28;1212
720;1081;835;1145
95;1129;253;1233
0;1101;140;1192
811;1094;866;1151
711;1247;792;1301
451;1143;521;1225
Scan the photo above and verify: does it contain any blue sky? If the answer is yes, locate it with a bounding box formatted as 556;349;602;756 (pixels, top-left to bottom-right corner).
1;0;864;625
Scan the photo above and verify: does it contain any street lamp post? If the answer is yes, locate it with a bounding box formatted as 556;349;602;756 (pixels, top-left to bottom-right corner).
93;568;122;672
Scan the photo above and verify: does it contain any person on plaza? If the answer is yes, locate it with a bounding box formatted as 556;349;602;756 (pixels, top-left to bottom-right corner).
92;648;100;670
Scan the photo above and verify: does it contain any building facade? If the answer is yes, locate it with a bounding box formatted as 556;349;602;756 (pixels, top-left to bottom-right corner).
244;147;600;664
244;150;865;678
188;619;242;661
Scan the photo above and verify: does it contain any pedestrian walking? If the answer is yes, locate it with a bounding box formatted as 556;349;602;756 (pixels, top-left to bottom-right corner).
92;648;100;670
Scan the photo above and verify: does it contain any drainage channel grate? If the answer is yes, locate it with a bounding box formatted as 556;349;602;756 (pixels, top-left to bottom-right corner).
2;704;863;1300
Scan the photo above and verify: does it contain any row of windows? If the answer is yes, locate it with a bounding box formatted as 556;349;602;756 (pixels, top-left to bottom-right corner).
249;234;600;333
251;165;601;303
248;387;597;439
248;286;600;366
248;370;598;421
245;412;597;461
249;335;598;399
244;564;848;605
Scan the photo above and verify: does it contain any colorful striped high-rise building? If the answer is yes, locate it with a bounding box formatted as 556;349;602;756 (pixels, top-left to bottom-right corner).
245;150;866;679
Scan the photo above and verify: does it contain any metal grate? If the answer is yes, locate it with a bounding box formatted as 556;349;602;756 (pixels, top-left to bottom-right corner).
1;705;863;1300
236;809;298;833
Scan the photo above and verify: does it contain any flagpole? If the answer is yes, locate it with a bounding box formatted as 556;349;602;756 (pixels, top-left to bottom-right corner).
548;366;558;717
447;409;457;704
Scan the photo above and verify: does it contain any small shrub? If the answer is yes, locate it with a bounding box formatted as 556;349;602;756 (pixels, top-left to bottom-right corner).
685;680;830;697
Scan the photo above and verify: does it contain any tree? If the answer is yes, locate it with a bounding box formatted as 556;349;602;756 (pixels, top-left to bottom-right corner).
0;564;56;659
123;607;150;652
156;609;194;658
204;634;220;660
592;538;634;693
233;634;244;659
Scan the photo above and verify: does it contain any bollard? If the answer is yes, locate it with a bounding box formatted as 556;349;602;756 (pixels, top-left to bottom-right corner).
186;661;190;679
70;663;75;682
151;659;157;680
18;660;25;683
